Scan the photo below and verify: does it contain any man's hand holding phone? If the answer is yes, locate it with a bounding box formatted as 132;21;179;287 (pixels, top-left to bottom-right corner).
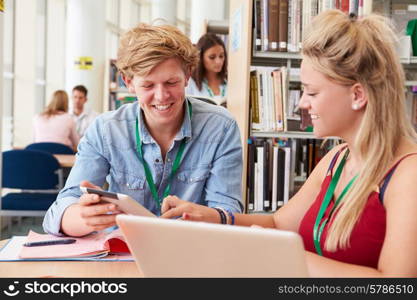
77;180;121;232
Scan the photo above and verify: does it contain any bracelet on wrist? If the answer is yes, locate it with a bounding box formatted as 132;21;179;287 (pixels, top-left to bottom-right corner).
225;210;235;225
213;207;227;224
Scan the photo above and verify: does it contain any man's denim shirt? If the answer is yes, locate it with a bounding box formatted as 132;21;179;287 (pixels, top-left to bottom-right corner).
43;98;243;235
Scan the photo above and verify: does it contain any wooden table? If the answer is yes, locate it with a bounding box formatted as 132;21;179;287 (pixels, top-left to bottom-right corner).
0;240;142;278
53;154;76;168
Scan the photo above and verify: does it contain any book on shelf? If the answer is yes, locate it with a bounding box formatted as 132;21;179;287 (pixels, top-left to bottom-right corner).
253;0;262;51
255;141;264;212
261;0;269;52
282;146;292;204
248;138;292;213
250;70;261;127
263;139;272;211
281;66;289;131
0;229;132;261
252;0;376;56
250;66;304;133
247;140;256;211
272;145;286;210
272;69;285;131
109;60;136;110
278;0;289;52
247;137;332;213
268;0;280;52
409;92;417;127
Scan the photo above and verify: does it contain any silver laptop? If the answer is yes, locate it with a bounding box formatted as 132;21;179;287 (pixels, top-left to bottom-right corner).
116;214;309;277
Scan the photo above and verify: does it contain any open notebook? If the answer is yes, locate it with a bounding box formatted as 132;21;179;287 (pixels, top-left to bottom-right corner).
0;230;133;261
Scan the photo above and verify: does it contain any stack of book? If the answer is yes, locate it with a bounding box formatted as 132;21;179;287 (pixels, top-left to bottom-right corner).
250;67;306;132
246;137;330;213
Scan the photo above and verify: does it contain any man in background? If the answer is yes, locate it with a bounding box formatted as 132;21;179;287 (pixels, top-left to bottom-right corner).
70;85;99;137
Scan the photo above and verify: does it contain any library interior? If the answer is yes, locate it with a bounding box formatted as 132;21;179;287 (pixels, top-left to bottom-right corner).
0;0;417;278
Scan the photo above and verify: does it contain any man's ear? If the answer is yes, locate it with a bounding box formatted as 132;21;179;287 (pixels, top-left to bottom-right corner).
185;74;191;87
122;74;135;94
184;68;192;87
351;83;367;111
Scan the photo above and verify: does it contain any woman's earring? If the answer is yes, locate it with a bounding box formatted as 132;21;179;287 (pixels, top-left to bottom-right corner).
352;103;359;110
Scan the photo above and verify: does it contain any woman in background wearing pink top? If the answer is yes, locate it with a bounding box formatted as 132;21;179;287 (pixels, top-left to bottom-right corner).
33;90;80;152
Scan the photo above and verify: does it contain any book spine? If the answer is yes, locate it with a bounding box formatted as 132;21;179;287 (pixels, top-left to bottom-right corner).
268;0;280;52
257;69;265;131
287;0;294;52
276;147;286;207
281;67;288;131
261;0;269;52
296;0;302;51
254;0;262;51
341;0;349;13
349;0;358;15
263;140;271;211
272;69;284;131
250;71;260;128
363;0;373;16
256;145;264;211
283;147;291;204
278;0;289;52
247;140;255;212
272;146;279;211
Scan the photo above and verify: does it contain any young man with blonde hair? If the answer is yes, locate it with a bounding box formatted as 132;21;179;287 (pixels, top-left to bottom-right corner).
43;23;243;237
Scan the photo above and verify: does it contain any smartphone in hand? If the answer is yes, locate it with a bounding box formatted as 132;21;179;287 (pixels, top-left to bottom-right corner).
80;187;156;217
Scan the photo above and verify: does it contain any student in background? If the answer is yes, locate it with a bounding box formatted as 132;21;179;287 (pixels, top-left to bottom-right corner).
161;10;417;277
70;85;99;137
33;90;80;151
43;23;243;237
186;33;228;106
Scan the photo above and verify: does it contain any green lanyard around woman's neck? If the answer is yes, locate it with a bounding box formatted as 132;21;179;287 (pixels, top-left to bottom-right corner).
313;149;357;256
203;80;226;98
134;101;192;211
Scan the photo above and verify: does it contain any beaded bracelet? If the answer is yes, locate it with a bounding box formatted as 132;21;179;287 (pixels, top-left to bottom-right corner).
226;210;235;225
214;207;227;224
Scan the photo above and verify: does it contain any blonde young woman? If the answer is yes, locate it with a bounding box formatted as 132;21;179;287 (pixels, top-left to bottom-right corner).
33;90;80;151
161;10;417;277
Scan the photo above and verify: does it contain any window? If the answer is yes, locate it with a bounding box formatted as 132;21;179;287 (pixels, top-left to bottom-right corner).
2;0;15;150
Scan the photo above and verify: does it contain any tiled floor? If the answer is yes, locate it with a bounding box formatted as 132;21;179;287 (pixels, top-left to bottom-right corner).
1;217;44;240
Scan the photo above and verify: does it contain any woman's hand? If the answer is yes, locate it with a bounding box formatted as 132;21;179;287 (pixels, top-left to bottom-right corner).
160;195;221;224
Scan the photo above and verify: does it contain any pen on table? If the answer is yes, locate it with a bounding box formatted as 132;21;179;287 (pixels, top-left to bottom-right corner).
23;239;77;247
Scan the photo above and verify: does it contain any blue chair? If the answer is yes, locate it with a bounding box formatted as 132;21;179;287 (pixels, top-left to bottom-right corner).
26;142;75;154
0;149;64;235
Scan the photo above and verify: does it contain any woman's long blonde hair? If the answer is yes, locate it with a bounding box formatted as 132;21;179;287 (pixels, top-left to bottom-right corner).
302;10;417;251
42;90;69;118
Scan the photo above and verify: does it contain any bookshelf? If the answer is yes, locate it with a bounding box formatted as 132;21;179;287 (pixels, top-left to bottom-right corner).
108;60;136;111
227;0;417;213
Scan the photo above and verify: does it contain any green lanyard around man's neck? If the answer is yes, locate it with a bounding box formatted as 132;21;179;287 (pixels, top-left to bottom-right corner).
313;149;357;256
134;101;192;211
